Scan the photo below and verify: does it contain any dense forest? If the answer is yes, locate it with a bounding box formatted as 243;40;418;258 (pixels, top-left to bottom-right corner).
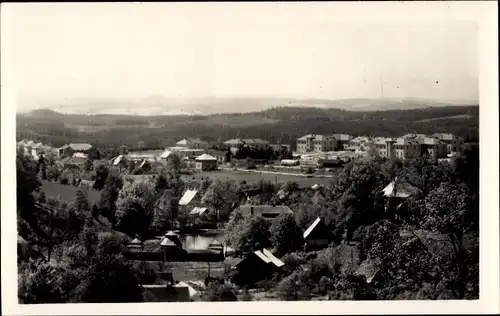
17;105;479;151
17;143;479;302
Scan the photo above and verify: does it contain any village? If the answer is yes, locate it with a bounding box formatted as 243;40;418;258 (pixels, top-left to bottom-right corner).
16;130;470;302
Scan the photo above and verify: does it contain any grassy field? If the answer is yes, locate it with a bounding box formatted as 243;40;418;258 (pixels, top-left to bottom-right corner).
41;180;101;204
182;170;334;188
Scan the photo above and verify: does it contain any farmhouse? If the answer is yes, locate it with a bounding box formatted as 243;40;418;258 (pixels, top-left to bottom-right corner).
232;248;285;286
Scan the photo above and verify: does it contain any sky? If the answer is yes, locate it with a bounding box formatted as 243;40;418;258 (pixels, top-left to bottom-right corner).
3;3;479;111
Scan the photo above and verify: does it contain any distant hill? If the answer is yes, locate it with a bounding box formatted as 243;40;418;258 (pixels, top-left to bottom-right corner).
19;96;476;116
17;105;479;153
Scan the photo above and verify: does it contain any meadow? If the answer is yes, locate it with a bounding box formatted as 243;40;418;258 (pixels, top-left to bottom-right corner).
182;170;333;188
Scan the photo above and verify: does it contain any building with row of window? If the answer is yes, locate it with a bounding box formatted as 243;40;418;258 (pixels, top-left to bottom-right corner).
296;133;464;160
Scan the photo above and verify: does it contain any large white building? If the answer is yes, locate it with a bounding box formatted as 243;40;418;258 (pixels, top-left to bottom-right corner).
296;134;336;153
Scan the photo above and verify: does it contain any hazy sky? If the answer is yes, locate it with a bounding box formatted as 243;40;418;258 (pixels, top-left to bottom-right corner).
4;3;479;110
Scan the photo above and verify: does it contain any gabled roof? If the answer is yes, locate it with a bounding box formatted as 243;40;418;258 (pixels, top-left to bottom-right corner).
432;133;462;141
173;281;198;297
350;136;372;143
224;138;245;145
63;143;93;151
179;189;199;205
297;134;331;141
176;138;208;145
130;238;142;244
189;207;208;215
416;137;446;145
381;178;421;198
113;155;125;165
237;204;293;218
303;217;321;238
252;249;285;268
195;154;217;161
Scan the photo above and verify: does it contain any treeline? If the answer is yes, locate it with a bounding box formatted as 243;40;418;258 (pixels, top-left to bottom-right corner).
17;106;479;150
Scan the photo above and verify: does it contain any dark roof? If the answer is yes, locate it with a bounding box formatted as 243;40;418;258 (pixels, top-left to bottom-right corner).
60;156;88;166
237;204;293;218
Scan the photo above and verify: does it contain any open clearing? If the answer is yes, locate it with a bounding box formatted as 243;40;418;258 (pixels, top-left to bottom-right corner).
41;180;101;204
182;170;333;188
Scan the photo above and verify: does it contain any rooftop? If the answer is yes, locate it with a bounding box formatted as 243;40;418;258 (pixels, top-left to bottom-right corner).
303;217;321;239
195;154;217;161
179;189;199;206
381;178;421;198
237;204;293;219
297;134;331;141
60;143;93;151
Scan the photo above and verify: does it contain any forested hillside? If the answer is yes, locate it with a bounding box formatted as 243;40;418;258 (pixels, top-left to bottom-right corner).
17;105;479;150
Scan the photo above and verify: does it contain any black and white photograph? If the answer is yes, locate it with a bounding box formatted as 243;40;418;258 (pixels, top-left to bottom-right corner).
1;2;498;315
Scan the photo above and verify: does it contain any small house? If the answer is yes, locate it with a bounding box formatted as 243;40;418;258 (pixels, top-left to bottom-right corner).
236;204;293;220
58;143;93;158
232;248;285;286
195;154;218;171
303;217;332;251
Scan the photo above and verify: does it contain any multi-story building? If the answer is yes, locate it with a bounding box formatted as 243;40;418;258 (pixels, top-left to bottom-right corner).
224;138;270;153
373;137;396;159
432;133;464;154
296;134;336;153
417;137;448;159
393;138;421;160
17;140;55;160
332;134;354;150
